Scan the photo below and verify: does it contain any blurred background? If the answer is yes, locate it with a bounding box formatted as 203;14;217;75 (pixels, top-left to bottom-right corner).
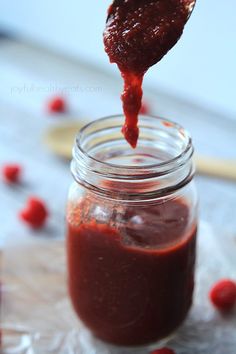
1;1;236;352
0;0;236;116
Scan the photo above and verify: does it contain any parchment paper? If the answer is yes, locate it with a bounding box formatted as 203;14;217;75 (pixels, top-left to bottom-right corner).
2;222;236;354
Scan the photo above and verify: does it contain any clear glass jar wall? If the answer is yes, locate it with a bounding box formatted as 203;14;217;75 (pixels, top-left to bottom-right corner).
66;115;198;347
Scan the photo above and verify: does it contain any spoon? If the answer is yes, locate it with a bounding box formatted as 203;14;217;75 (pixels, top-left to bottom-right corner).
184;0;197;19
107;0;196;21
106;0;197;72
44;122;236;182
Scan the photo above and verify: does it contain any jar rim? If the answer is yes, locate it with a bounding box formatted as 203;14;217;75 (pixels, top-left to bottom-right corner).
72;115;194;199
75;114;193;175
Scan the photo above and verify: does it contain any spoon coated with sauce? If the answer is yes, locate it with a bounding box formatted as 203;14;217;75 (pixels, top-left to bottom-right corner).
104;0;196;148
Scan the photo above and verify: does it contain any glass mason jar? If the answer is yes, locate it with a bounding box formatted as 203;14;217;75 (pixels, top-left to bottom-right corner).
66;115;198;348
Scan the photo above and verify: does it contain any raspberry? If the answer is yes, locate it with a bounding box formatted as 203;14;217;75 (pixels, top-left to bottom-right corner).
140;101;150;115
209;279;236;311
19;197;49;228
48;96;66;113
150;348;175;354
2;164;22;183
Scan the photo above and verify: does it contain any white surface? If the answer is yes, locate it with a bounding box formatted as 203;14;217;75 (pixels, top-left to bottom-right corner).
0;1;236;118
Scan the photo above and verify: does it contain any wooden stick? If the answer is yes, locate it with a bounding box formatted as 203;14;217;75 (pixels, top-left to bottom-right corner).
44;123;236;182
195;156;236;181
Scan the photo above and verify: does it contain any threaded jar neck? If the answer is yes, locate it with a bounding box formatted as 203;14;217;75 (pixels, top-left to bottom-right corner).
71;115;194;201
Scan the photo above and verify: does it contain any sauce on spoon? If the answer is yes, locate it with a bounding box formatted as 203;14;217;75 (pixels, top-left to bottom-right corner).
104;0;194;147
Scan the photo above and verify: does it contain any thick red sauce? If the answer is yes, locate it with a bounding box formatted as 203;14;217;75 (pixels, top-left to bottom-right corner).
67;198;196;346
104;0;192;147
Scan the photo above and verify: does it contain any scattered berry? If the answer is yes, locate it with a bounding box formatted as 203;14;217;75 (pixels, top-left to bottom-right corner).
140;101;150;115
19;197;49;228
209;279;236;311
48;96;66;113
150;348;175;354
2;164;22;183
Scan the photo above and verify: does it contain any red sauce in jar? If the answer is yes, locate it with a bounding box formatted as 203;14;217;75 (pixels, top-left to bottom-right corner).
67;198;196;346
104;0;192;147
